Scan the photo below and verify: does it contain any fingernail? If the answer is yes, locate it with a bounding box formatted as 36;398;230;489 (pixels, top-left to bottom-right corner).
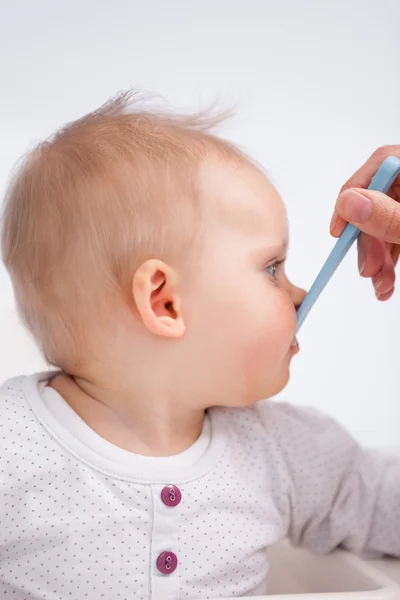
338;190;372;223
330;213;339;232
374;278;382;292
358;247;366;275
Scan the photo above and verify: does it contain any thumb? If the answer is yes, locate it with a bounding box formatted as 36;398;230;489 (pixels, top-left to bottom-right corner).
335;188;400;244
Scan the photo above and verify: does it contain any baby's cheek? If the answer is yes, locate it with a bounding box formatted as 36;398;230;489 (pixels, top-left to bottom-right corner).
242;324;280;378
248;300;295;365
271;291;298;337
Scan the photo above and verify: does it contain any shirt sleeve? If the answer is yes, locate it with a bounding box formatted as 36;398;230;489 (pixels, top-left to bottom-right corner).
258;401;400;558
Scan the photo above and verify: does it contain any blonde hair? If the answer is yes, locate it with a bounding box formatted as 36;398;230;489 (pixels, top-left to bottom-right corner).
1;91;242;371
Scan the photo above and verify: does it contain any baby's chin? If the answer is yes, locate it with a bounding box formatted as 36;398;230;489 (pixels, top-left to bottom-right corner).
257;371;291;403
266;371;291;399
221;369;291;408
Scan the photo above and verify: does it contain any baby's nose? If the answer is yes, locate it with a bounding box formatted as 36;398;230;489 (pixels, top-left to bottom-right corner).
291;285;307;311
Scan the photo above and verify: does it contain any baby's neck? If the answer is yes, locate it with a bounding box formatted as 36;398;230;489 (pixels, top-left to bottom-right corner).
48;373;205;457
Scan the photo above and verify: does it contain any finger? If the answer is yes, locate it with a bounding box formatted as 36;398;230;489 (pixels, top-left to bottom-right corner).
335;187;400;244
330;211;347;237
377;287;395;302
372;247;396;296
357;235;385;277
339;146;400;192
331;146;400;237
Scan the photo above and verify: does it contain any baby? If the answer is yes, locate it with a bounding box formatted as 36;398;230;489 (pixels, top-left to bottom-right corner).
1;92;400;600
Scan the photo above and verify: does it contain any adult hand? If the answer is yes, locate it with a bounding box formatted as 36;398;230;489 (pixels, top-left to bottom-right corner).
330;146;400;301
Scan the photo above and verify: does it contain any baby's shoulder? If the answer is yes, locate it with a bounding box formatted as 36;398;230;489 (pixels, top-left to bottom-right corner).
255;399;337;432
214;399;345;460
0;373;33;419
0;373;45;469
218;399;332;435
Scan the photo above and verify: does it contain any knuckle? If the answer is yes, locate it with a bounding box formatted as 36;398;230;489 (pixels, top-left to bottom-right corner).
373;146;391;161
373;145;400;161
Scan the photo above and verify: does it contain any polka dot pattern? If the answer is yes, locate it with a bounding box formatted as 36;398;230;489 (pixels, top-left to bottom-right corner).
1;374;400;599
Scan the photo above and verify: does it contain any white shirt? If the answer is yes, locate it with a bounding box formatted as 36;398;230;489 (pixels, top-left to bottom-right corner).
0;371;400;600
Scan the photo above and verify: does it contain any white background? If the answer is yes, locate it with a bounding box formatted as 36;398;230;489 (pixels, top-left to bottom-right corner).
0;0;399;447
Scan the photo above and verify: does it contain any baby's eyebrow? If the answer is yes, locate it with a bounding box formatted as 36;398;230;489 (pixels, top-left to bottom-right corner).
265;240;289;257
252;240;288;263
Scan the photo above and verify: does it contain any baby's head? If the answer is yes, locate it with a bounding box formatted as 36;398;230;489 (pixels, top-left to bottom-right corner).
1;92;305;408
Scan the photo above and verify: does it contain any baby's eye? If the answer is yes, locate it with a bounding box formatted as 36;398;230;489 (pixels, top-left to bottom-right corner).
265;258;286;279
265;262;278;278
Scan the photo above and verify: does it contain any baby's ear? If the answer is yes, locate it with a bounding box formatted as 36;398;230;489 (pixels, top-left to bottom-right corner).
132;259;186;338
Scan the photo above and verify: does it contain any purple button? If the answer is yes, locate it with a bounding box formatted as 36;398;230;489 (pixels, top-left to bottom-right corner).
156;551;178;575
161;485;182;507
